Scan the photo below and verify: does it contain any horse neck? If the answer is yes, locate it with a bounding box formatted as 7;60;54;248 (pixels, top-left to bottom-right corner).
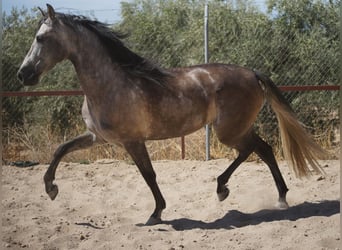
68;29;124;100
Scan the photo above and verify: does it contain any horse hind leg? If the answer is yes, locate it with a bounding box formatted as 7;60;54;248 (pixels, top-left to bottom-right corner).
217;150;253;201
44;131;97;200
253;133;289;209
216;131;289;209
216;138;255;202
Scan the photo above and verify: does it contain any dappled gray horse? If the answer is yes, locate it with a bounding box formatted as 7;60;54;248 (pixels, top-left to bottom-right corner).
17;4;325;225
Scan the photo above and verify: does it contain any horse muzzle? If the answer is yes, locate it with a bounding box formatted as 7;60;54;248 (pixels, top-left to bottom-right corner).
17;65;40;86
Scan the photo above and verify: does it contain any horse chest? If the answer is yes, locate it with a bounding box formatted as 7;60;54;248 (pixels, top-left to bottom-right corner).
85;101;152;142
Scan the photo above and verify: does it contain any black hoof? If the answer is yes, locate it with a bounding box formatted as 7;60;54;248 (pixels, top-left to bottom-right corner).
145;216;162;226
46;184;59;200
217;186;230;201
275;198;289;210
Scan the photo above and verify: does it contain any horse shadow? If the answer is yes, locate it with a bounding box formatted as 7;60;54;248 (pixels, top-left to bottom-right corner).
162;200;340;231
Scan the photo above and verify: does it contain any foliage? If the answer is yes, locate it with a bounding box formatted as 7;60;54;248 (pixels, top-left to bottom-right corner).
2;8;37;127
120;0;207;67
118;0;339;150
2;7;82;135
2;0;339;161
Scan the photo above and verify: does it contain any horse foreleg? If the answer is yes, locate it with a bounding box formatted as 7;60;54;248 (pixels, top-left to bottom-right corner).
124;141;166;226
44;131;97;200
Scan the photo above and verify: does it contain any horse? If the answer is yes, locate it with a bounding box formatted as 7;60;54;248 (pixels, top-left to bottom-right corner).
17;4;325;225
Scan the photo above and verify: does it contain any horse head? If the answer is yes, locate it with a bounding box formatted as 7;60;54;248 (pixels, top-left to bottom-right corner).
17;4;69;85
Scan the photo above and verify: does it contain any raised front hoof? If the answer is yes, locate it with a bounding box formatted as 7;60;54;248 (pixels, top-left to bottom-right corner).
217;186;230;202
46;184;59;200
275;199;289;210
145;216;162;226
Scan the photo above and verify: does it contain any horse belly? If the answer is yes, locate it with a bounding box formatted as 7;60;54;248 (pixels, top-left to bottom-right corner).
148;95;217;140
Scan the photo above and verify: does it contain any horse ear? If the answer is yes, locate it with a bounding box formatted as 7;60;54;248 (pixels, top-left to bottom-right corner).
46;4;56;20
38;7;46;17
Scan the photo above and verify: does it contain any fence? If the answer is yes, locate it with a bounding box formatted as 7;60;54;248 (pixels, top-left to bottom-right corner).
2;84;339;164
2;1;340;163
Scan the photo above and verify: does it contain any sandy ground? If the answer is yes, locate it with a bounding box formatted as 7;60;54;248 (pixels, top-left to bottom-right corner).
1;159;340;250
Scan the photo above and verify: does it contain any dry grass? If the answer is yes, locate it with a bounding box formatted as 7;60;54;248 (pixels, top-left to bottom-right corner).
2;124;339;165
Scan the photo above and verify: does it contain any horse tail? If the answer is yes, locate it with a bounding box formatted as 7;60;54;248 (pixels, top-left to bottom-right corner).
254;70;326;178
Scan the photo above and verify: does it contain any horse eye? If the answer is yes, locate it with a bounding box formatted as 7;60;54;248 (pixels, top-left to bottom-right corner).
36;35;44;43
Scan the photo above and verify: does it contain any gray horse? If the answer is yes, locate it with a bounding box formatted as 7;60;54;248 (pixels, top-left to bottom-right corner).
17;4;325;225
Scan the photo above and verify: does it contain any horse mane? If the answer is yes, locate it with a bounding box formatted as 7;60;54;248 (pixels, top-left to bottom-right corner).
47;13;171;86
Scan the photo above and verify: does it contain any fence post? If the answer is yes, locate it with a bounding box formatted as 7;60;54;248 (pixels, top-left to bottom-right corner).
204;3;211;161
181;136;185;159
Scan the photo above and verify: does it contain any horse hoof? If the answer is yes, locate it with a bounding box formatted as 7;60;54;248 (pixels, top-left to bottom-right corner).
217;186;230;202
145;216;162;226
275;200;289;210
47;184;59;200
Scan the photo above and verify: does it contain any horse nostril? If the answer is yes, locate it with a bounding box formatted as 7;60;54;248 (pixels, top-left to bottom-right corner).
17;71;24;83
17;67;39;86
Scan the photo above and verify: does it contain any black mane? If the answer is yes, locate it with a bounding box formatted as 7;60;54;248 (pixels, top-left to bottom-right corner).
50;13;171;85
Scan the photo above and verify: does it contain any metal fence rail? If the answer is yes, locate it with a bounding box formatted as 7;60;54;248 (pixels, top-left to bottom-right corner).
2;85;339;162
